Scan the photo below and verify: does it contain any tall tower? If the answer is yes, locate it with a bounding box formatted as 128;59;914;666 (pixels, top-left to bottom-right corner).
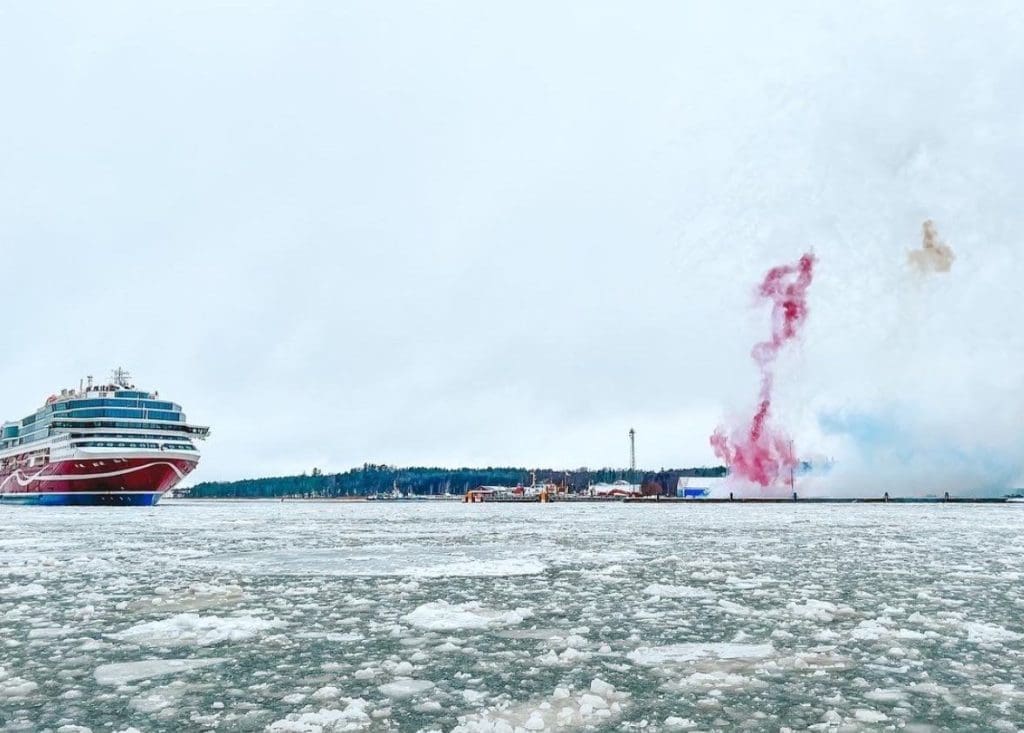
628;428;636;484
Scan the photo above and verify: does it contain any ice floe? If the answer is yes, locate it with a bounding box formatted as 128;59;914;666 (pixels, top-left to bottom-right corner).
378;678;435;699
628;642;774;667
0;666;38;699
402;601;532;631
128;682;188;714
787;599;841;622
94;657;229;685
965;621;1021;644
267;699;371;731
642;583;714;599
0;582;46;598
452;678;629;732
110;612;284;647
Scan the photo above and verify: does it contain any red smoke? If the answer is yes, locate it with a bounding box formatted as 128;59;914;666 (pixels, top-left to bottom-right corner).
711;253;816;487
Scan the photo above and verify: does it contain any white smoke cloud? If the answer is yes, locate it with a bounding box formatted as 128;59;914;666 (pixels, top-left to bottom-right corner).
680;5;1024;496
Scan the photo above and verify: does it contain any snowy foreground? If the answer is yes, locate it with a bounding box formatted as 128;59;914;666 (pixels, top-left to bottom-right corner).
2;502;1024;732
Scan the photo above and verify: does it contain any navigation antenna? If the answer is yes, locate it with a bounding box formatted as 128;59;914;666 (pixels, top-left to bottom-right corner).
111;367;133;388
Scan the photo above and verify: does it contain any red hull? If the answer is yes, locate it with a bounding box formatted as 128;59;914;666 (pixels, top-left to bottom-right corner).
0;457;196;496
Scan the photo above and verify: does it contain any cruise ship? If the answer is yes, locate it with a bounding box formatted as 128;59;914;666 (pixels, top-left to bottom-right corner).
0;369;209;505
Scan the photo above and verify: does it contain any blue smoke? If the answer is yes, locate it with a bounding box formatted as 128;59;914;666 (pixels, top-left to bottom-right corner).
817;407;1020;495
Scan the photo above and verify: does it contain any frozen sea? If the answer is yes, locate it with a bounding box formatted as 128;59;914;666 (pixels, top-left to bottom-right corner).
2;501;1024;732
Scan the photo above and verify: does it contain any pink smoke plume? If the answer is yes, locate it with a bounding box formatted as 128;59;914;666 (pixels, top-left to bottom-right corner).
711;253;816;487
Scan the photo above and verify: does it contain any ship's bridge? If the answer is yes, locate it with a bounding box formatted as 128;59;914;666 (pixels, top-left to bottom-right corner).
50;397;185;423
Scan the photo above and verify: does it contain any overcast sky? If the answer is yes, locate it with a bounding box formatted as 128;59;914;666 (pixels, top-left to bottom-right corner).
1;2;1022;489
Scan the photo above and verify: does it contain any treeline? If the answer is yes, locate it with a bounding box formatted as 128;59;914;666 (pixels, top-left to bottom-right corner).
185;464;727;499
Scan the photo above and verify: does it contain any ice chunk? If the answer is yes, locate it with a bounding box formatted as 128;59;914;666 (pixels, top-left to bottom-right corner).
864;688;906;704
643;584;713;599
524;712;545;730
628;643;774;667
676;671;763;690
111;613;284;647
28;626;69;638
965;622;1021;643
0;582;46;598
129;684;186;714
379;679;435;699
311;685;341;700
0;673;38;699
537;647;589;666
452;681;629;731
717;599;750;616
850;619;890;641
787;599;838;622
267;699;371;731
403;601;531;631
95;658;229;685
410;558;547;578
853;709;888;723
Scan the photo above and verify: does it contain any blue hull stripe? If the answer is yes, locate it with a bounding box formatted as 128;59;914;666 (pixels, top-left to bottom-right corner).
0;492;163;506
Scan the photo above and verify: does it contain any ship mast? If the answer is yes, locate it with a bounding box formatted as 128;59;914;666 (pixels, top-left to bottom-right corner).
111;367;133;388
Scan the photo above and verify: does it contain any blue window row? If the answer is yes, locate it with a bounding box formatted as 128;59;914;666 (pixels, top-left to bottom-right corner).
50;408;183;422
63;409;144;419
148;410;182;422
60;399;134;410
21;400;179;428
18;424;50;437
57;399;178;412
3;430;49;447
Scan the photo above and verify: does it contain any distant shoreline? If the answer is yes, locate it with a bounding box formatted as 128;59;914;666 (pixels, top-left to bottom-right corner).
170;495;1020;505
